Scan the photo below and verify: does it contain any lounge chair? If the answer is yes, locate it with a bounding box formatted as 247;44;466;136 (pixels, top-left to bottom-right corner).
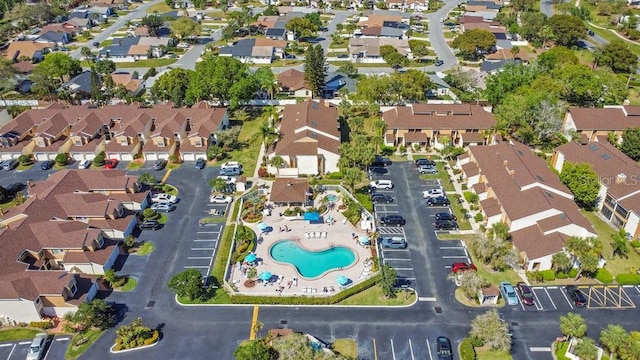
309;232;315;239
305;232;311;239
302;288;308;293
311;288;317;293
292;277;298;287
315;231;321;238
277;276;284;284
321;231;327;238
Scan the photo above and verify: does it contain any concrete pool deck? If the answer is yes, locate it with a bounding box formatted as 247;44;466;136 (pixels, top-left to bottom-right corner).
229;192;375;297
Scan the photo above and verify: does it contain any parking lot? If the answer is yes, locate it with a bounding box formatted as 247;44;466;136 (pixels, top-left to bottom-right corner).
0;335;69;360
440;240;472;271
508;284;639;312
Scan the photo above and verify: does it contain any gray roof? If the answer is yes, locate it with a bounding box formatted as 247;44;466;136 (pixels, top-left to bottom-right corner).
467;0;502;9
273;21;288;29
480;60;515;73
496;39;512;49
366;9;411;19
265;28;286;37
324;72;356;93
380;27;404;38
37;32;67;43
68;12;89;19
61;71;93;95
219;38;256;57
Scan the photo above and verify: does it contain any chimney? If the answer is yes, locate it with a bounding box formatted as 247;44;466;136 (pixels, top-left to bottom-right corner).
616;173;627;185
503;160;508;165
27;180;33;188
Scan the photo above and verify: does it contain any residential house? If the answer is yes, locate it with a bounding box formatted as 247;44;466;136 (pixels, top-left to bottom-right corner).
60;71;93;99
4;41;54;62
13;62;34;93
323;71;356;99
269;178;311;206
358;14;406;28
41;24;78;36
36;32;72;46
0;169;146;323
381;103;497;149
404;0;428;11
349;38;412;63
561;106;640;144
551;141;640;240
111;72;143;96
267;99;341;176
65;13;94;30
459;141;597;271
277;69;312;98
98;37;169;62
219;39;275;64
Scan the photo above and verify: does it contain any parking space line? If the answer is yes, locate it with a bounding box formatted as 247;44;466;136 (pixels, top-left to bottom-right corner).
18;341;30;345
55;337;69;341
193;239;217;242
409;339;415;360
532;289;543;310
382;249;410;252
560;289;574;309
383;258;412;261
544;288;558;310
390;339;396;360
188;257;212;260
518;295;525;311
184;265;209;269
442;255;469;259
7;344;15;359
439;246;465;250
393;268;414;271
0;344;11;347
191;247;215;250
197;231;219;234
426;339;433;360
372;339;378;360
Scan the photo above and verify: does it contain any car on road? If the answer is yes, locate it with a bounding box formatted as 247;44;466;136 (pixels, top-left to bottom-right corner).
565;285;587;307
423;188;445;198
435;60;444;66
150;203;175;212
379;215;406;226
26;332;47;360
368;166;388;175
209;194;233;204
3;158;18;170
369;180;393;190
379;236;407;249
138;219;161;230
451;262;476;273
436;336;453;360
588;29;595;36
6;182;25;195
418;164;437;174
372;156;392;166
434;219;458;230
435;212;457;221
371;193;393;203
151;193;178;204
517;282;535;306
415;158;435;167
500;281;519;305
153;159;166;170
195;158;206;169
78;159;91;169
221;161;242;170
41;160;54;170
427;196;450;207
338;54;349;59
104;159;119;169
219;167;242;176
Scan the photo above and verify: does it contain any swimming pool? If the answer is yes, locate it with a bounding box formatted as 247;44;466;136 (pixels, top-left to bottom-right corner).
325;194;339;203
269;240;356;278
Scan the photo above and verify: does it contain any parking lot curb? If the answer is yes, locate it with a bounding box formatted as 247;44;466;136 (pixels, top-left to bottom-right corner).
174;293;419;308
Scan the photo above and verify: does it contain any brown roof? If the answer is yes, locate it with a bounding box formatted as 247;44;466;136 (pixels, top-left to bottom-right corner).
134;26;149;36
511;226;569;260
404;132;428;142
461;162;479;177
41;24;77;34
5;41;54;60
472;182;487;194
111;73;142;93
382;104;497;131
277;69;309;92
12;61;34;74
254;38;287;48
460;15;488;24
567;106;640;131
482;285;500;296
128;44;150;56
485;47;531;61
463;22;506;33
273;100;340;157
361;27;382;36
360;14;403;27
461;131;487;143
270;178;309;203
479;197;502;217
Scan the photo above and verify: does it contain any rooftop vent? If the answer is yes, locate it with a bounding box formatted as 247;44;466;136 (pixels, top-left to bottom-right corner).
616;173;627;184
589;144;599;151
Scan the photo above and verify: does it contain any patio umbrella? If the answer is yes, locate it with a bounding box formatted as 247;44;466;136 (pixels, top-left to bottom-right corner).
244;253;257;263
257;222;268;231
359;236;370;245
336;275;349;286
259;271;272;281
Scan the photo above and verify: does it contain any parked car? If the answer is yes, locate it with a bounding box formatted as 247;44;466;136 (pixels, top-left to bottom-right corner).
379;215;406;226
3;159;18;170
415;158;435;167
434;219;458;230
379;236;407;249
371;193;393;203
26;332;47;360
517;282;535;306
423;188;445;198
427;196;450;207
217;176;237;184
368;166;388;175
104;159;119;169
153;159;166;170
369;180;393;190
418;164;437;174
78;159;91;169
565;285;587;307
5;182;25;195
219;167;242;176
139;220;161;230
150;203;175;212
435;212;457;221
221;161;242;170
372;156;392;166
195;158;206;169
451;262;476;273
500;281;519;305
209;194;233;204
436;336;453;360
338;54;349;59
151;193;177;204
40;160;54;170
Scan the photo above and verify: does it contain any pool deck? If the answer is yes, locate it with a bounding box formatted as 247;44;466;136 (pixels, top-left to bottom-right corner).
229;192;376;297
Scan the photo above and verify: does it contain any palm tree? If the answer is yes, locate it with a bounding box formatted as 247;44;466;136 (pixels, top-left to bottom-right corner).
552;252;572;274
600;324;628;358
269;156;284;169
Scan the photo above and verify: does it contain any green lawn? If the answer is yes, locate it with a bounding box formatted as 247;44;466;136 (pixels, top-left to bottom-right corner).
0;328;40;341
555;341;570;360
178;288;232;304
332;339;357;359
126;161;145;170
419;161;455;192
146;2;172;13
581;210;640;276
119;277;137;292
99;39;112;47
226;116;264;177
449;197;472;230
136;241;155;255
213;225;234;280
200;216;226;224
476;347;513;360
157;213;168;224
590;26;640;56
65;329;105;360
115;58;177;68
337;285;416;305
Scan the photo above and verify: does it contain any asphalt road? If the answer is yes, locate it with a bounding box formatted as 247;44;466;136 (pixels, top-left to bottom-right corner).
427;0;464;70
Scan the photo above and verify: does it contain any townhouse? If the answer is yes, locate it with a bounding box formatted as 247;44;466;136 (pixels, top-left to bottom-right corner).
562;105;640;144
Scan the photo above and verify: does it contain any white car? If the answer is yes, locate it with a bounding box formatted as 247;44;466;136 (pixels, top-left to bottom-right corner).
150;203;175;212
78;160;91;169
151;193;178;204
217;176;237;184
221;161;242;170
422;188;445;199
209;194;233;204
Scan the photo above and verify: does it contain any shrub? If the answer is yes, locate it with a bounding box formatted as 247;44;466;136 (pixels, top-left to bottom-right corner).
327;172;343;179
142;208;157;219
459;338;476;360
568;268;578;278
169;154;179;163
556;271;569;279
539;269;556;281
133;153;143;159
380;145;395;156
257;167;268;177
18;154;32;165
469;336;483;347
616;273;640;285
29;321;53;329
631;240;640;248
399;145;407;154
463;191;479;204
93;152;106;166
143;330;159;345
595;268;613;284
55;153;68;166
473;213;483;223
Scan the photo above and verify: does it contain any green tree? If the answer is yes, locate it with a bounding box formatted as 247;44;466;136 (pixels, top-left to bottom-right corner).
141;14;164;37
574;338;599;360
80;46;92;62
139;172;156;185
285;16;319;39
560;312;587;338
216;126;242;149
566;236;602;275
469;309;511;351
380;44;409;68
269;155;285;169
619;331;640;360
186;55;257;108
167;269;208;301
600;324;628;358
93;59;116;75
408;39;430;58
511;0;536;12
458;271;486;300
304;45;327;97
537;46;579;70
470;233;518;271
253;67;277;99
55;153;68;166
338;134;376;170
337;62;358;78
451;29;496;60
551;252;572;273
63;299;115;331
170;16;201;42
620;127;640;161
262;4;279;16
34;52;81;83
547;14;586;46
234;339;271;360
227;7;253;31
207;144;224;161
342;167;363;192
559;162;600;210
378;261;397;298
151;68;194;106
520;12;547;46
209;177;228;192
611;228;629;259
484;62;543;105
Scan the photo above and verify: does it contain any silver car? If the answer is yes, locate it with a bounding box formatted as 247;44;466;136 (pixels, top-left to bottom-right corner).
26;333;47;360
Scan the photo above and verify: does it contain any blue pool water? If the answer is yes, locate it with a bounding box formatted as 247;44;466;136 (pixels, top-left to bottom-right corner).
269;240;356;278
325;194;338;203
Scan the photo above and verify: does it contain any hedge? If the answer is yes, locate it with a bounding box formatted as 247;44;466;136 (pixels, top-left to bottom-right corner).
459;338;476;360
29;321;53;329
143;330;159;346
327;172;343;179
230;275;380;305
631;240;640;248
595;268;613;284
616;273;640;285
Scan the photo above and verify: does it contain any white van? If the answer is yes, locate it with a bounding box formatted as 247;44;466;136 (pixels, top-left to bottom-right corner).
369;180;394;190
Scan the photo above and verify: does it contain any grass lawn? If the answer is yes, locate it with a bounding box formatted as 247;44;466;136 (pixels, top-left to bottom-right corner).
332;339;357;358
628;87;640;105
438;233;477;241
419;161;455;192
449;198;472;230
476;347;513;360
157;213;168;224
590;26;640;55
178;288;232;304
474;258;522;286
444;31;456;39
146;2;172;13
126;161;145;170
329;40;348;49
136;241;154;255
119;277;137;292
581;210;640;275
0;328;40;341
0;199;19;211
167;162;181;170
200;216;226;224
555;341;570;360
227;116;263;177
17;163;33;171
99;39;112;47
213;225;234;280
338;285;416;305
65;329;105;360
114;58;177;68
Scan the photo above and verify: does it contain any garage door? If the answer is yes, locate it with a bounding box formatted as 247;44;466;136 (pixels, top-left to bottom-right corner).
182;153;196;161
35;153;49;161
71;153;85;161
145;153;158;161
1;155;12;160
158;154;169;160
107;154;121;161
121;154;133;161
86;154;95;160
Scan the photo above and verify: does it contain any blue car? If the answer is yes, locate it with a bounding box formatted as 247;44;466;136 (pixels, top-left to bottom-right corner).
195;158;206;170
500;281;519;305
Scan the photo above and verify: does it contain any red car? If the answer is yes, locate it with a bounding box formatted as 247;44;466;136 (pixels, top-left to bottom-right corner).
517;282;535;306
451;262;477;273
104;159;119;169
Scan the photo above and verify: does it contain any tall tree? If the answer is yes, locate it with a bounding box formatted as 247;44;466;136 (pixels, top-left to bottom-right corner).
520;12;547;46
377;260;397;298
141;14;164;37
552;252;572;273
619;331;640;360
342;167;363;192
167;269;208;301
469;309;511;351
451;29;496;60
93;59;116;76
63;299;115;331
186;55;257;108
559;162;600;210
170;17;201;42
566;236;602;275
151;68;194;106
34;52;81;83
252;67;277;99
620;127;640;161
303;45;327;98
611;228;629;259
574;338;599;360
547;14;586;46
560;312;587;338
600;324;628;358
380;45;409;68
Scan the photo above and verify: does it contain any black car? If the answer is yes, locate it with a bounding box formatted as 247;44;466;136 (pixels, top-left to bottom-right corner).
415;158;435;167
371;156;392;167
379;215;406;226
368;167;388;175
5;182;25;195
428;196;450;206
436;336;453;360
153;159;166;170
435;212;457;221
40;160;55;170
434;220;459;230
565;285;587;307
195;158;206;170
138;220;161;230
371;193;393;203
